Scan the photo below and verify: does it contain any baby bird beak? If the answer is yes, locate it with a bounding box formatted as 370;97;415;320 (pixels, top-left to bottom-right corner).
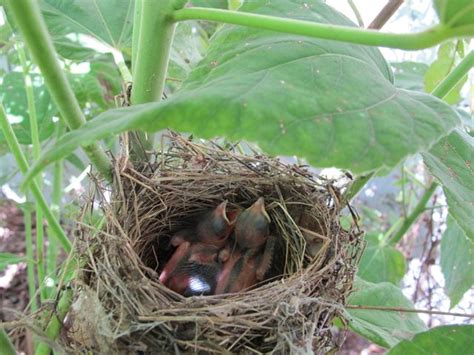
196;200;234;246
234;197;271;250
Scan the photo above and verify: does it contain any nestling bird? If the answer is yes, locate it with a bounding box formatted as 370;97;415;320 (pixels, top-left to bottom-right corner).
234;197;270;250
170;200;236;248
159;201;238;295
215;197;276;294
164;243;222;296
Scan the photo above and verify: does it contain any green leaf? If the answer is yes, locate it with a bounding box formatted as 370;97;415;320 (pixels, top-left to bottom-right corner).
0;72;57;145
190;0;228;8
424;42;468;104
391;61;429;91
440;216;474;308
23;0;461;184
41;0;134;51
0;252;26;271
423;129;474;240
388;325;474;355
168;21;207;84
357;233;407;284
347;278;426;348
434;0;474;30
54;36;99;61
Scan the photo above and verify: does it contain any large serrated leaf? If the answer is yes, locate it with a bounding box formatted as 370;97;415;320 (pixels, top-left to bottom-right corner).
41;0;134;51
347;278;427;348
441;216;474;308
388;325;474;355
24;0;461;183
357;233;407;285
423;129;474;241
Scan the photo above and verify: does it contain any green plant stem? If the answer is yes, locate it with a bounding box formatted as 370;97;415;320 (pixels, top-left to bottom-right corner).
0;105;72;253
389;182;438;245
0;329;16;355
131;0;142;77
34;288;73;355
111;49;133;83
172;7;469;50
347;0;364;28
23;208;38;312
6;0;112;182
17;44;47;301
47;123;65;276
130;0;177;159
432;50;474;98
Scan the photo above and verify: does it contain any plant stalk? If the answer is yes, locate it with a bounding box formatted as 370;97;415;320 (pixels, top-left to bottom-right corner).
389;182;438;245
0;104;72;253
368;0;404;30
34;288;73;355
432;50;474;99
172;7;469;50
130;0;177;159
6;0;112;182
17;44;47;301
23;207;38;312
47;123;65;275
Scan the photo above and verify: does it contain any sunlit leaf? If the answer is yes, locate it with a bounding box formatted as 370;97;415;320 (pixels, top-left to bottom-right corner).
0;72;57;144
388;325;474;355
440;216;474;308
357;233;407;284
423;129;474;240
41;0;134;51
347;278;427;348
24;0;461;184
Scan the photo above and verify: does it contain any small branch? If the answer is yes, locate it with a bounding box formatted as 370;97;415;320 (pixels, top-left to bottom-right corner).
47;123;65;275
0;104;72;253
432;50;474;99
347;0;364;28
6;0;112;182
110;49;133;83
389;182;438;245
34;288;73;355
368;0;404;30
17;43;47;301
172;7;465;50
22;208;38;312
347;304;474;318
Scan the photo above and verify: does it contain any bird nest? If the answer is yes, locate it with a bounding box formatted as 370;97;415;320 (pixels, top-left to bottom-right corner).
65;133;364;354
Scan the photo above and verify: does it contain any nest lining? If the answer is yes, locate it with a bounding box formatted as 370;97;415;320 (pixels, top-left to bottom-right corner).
67;133;363;354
